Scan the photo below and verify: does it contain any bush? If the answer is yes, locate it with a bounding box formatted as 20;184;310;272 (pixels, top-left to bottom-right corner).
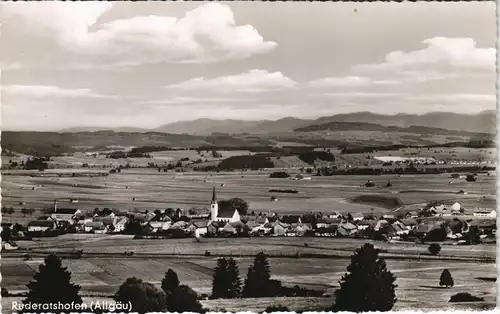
449;292;484;303
269;172;290;178
428;243;441;255
264;305;290;312
114;277;167;313
2;287;9;297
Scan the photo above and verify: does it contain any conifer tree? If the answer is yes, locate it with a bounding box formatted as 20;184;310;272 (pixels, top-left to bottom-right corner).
226;258;242;298
333;243;397;312
243;252;272;297
161;268;180;296
439;269;454;288
211;258;229;299
23;254;82;310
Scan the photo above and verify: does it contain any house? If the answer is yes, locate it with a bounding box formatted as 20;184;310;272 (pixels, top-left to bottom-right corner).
192;219;211;236
337;222;357;237
473;209;496;218
223;222;237;234
328;212;343;219
94;216;128;233
414;222;441;237
317;217;341;228
51;207;81;223
207;221;225;235
279;215;302;225
272;222;289;236
374;219;389;231
450;202;462;212
356;219;377;231
294;224;311;236
401;218;418;228
352;213;364;221
404;211;419;219
84;221;106;233
148;215;173;232
209;187;241;223
315;226;338;237
27;220;57;233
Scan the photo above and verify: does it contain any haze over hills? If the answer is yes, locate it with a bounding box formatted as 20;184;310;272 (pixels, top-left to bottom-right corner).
55;111;495;135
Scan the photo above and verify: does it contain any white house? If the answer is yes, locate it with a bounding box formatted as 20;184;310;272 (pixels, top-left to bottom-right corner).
28;220;57;233
473;209;496;218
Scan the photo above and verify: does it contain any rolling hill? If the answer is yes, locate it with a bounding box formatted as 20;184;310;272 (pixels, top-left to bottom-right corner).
55;111;496;135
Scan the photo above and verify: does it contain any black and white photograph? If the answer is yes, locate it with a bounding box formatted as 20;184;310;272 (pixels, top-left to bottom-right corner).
0;1;497;313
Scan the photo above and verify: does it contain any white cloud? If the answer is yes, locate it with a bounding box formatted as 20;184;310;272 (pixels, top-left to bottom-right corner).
309;76;372;87
2;2;277;68
355;37;495;71
138;96;254;105
312;92;406;98
165;70;297;92
2;85;117;99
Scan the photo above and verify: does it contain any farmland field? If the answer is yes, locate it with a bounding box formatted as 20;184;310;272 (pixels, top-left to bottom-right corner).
1;169;496;223
1;249;495;312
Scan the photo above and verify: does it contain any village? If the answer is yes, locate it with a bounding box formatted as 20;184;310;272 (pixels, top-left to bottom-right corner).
1;186;496;252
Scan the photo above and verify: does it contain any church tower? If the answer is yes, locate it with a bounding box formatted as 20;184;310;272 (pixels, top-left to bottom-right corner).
210;186;218;221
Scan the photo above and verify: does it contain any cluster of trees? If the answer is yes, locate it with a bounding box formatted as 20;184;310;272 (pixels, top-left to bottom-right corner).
298;150;335;165
24;157;49;171
269;171;290;178
269;189;298;194
106;151;151;159
217;155;274;171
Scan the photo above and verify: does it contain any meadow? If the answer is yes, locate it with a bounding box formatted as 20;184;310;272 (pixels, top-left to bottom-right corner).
1;169;496;225
2;249;495;312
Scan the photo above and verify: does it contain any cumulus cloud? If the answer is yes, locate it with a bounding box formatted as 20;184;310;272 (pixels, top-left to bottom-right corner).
1;2;277;68
355;37;495;72
2;85;117;99
165;70;297;92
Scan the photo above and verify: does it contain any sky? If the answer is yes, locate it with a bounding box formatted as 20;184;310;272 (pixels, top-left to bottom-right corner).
0;1;496;131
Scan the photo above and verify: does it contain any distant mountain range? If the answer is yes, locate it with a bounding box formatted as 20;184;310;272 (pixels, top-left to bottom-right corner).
59;111;495;135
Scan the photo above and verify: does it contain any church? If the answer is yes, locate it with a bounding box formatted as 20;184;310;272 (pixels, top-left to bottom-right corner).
209;187;241;223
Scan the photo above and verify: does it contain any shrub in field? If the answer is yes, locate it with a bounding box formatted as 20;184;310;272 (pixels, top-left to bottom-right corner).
161;269;180;296
269;171;290;178
440;269;454;287
2;287;9;297
167;285;203;313
333;243;397;312
264;305;290;312
428;243;441;255
449;292;484;303
23;254;82;308
115;277;167;314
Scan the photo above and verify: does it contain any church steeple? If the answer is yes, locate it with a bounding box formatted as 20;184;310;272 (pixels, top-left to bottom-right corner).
210;186;218;222
211;186;217;203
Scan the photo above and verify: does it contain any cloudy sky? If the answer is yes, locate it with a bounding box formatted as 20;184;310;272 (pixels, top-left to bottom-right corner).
1;1;496;131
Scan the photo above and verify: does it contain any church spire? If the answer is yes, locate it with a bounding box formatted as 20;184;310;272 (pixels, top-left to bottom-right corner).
211;186;217;203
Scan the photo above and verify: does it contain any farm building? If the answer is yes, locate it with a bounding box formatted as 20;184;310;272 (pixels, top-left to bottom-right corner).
148;215;172;232
84;221;106;233
192;219;211;235
337;222;357;237
51;206;81;223
209;187;241;223
315;226;337;237
207;221;225;235
273;222;289;236
93;216;128;233
316;217;342;228
27;220;57;233
473;209;496;218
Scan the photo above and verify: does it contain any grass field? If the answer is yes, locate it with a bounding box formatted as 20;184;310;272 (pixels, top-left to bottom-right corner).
1;170;496;225
1;246;495;311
